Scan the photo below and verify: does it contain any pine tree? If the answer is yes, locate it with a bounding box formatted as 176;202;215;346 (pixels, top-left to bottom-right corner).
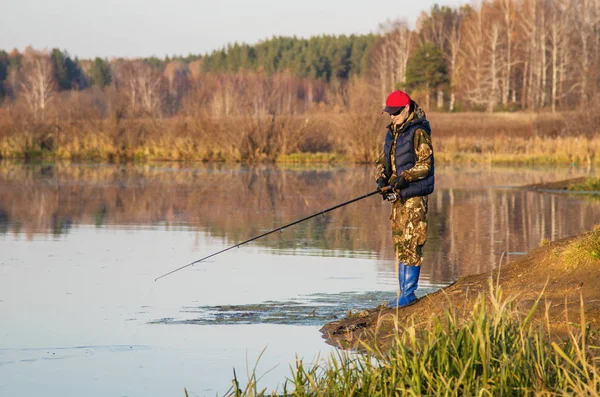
0;50;7;97
405;43;448;108
89;57;112;87
199;35;374;82
50;49;83;90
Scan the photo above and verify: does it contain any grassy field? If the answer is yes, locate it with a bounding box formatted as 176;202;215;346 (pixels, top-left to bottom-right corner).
0;111;598;165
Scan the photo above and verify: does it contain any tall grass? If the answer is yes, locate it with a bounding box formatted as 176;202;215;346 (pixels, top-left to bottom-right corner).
2;119;599;165
435;135;598;166
227;284;600;396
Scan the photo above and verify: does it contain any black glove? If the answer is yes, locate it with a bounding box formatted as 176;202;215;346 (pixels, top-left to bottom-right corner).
390;175;409;191
377;178;395;201
376;178;388;192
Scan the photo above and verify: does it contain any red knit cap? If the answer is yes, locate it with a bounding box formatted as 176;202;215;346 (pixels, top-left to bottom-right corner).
382;90;411;114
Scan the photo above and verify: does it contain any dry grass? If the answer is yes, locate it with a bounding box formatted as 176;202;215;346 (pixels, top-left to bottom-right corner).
1;95;599;164
429;111;540;138
569;178;600;192
435;135;598;166
225;285;600;396
561;227;600;268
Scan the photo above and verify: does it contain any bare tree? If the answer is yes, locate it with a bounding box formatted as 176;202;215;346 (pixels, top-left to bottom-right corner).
19;48;55;121
548;0;574;112
449;0;600;111
370;38;390;97
137;63;164;118
114;61;138;115
518;0;548;110
499;0;516;106
488;22;501;112
210;75;235;116
447;8;464;111
417;5;460;108
416;5;457;51
460;4;488;108
575;0;596;105
369;20;413;98
114;60;165;117
188;60;203;82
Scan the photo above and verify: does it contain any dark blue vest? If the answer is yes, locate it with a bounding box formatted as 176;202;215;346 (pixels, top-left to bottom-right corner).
383;119;435;199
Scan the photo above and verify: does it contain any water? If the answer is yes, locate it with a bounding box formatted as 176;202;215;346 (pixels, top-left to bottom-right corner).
1;162;599;396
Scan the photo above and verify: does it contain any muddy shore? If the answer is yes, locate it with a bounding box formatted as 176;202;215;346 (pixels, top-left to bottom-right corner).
522;176;588;191
320;178;600;348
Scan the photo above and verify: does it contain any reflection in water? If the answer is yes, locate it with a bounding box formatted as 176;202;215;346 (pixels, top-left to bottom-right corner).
427;187;600;283
1;162;599;285
2;162;600;396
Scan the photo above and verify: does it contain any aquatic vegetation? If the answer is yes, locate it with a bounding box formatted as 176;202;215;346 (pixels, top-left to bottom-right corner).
149;291;430;326
569;178;600;192
226;286;600;396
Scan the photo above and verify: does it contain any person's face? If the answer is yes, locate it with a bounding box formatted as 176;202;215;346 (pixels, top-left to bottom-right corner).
388;107;405;124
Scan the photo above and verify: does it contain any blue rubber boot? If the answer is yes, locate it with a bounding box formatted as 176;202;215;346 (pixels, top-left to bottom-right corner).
387;264;421;308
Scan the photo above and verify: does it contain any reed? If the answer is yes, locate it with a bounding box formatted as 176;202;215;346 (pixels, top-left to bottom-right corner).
228;284;600;396
435;135;599;166
0;108;599;164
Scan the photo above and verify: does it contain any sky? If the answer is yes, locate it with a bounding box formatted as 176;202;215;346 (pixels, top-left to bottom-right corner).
1;0;467;60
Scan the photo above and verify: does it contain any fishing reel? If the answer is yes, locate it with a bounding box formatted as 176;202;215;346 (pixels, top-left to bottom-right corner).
378;185;399;203
384;192;399;202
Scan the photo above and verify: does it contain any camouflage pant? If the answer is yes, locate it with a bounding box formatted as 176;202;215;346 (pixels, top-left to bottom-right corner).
391;195;428;267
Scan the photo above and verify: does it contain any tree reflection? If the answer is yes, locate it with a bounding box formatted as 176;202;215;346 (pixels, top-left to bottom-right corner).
1;162;598;284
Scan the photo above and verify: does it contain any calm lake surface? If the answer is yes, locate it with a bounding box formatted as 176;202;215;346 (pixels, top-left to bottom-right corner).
1;162;599;396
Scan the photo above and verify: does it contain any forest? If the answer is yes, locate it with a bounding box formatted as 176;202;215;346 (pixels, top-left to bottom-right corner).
0;0;599;162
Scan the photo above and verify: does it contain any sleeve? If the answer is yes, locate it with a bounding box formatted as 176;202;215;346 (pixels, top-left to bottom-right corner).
400;129;433;182
374;148;387;182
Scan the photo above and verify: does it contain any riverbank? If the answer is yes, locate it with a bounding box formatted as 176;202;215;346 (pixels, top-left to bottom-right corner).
320;180;600;348
1;112;598;165
1;135;597;166
524;176;600;192
227;227;600;395
320;228;600;347
282;179;600;395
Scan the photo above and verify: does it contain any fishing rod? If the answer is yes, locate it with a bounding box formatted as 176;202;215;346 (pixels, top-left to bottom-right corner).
154;186;392;281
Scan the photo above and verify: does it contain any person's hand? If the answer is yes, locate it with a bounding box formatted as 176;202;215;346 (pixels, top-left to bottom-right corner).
376;178;391;201
390;175;409;192
376;178;388;192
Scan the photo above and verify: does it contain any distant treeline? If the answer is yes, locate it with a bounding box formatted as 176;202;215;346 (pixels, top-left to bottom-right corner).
201;35;375;81
1;0;600;113
0;0;600;163
0;34;374;94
